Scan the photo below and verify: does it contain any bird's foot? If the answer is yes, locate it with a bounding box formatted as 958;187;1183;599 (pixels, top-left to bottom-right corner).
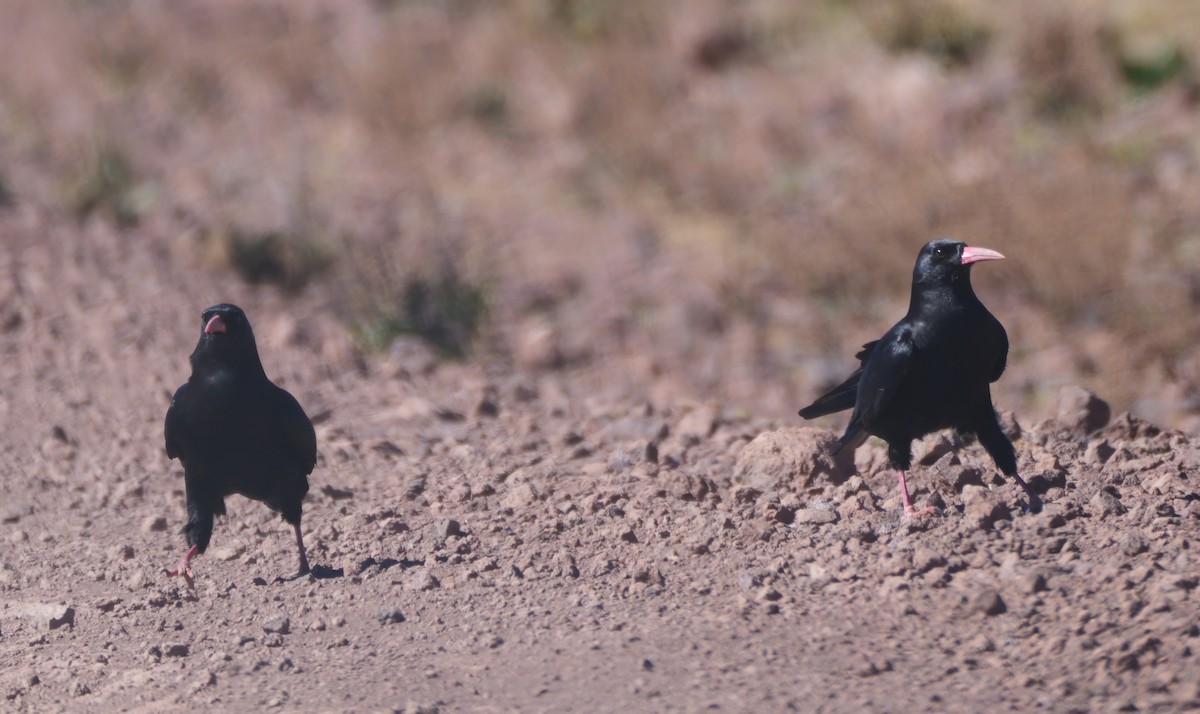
165;545;198;589
903;505;938;519
165;563;195;589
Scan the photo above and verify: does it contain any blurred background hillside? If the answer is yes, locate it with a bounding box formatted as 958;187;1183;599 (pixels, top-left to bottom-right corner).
3;0;1200;430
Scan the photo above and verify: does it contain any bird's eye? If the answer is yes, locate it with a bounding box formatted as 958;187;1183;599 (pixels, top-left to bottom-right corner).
933;246;947;258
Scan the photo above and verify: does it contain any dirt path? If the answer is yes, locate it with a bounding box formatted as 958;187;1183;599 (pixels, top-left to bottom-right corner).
1;221;1198;713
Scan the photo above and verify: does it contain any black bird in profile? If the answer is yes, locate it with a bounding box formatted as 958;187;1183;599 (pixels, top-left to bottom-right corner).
164;304;316;586
799;239;1039;516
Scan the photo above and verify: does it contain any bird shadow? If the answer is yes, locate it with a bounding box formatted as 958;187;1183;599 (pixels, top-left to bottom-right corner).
269;564;345;585
357;556;425;575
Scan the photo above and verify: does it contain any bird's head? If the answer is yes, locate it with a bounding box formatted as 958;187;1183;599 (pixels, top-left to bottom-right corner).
914;239;1005;288
191;303;262;370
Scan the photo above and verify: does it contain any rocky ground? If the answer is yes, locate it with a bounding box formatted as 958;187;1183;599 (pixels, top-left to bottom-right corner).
1;217;1199;713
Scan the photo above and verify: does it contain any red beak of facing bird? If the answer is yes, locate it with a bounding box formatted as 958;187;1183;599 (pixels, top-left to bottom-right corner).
204;315;227;334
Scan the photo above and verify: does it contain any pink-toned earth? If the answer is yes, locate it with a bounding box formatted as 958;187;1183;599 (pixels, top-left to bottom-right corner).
1;217;1198;713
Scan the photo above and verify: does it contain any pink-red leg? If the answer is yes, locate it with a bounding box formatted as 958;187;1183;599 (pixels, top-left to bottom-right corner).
897;470;936;518
294;522;310;576
166;544;198;588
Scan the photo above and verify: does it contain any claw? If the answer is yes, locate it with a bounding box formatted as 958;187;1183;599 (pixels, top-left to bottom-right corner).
166;544;199;589
895;470;939;519
904;505;938;519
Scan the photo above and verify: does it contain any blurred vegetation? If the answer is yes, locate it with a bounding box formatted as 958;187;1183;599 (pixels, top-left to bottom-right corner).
353;268;489;358
222;230;334;295
858;0;992;68
63;145;156;227
2;0;1200;417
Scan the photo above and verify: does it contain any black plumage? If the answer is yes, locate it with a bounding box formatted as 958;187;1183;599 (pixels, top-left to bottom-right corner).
799;239;1039;515
164;303;315;586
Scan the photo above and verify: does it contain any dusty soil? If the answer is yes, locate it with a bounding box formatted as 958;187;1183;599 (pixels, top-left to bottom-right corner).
2;215;1199;713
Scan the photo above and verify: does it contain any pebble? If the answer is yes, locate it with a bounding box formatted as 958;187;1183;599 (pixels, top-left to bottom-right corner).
379;608;406;625
1088;490;1125;518
141;516;169;533
262;633;285;648
1056;386;1111;433
793;508;839;526
262;615;290;635
963;490;1011;530
912;547;947;574
432;519;463;539
972;589;1007;616
8;601;75;630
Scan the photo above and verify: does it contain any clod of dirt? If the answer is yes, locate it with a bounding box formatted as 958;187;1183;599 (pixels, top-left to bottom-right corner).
5;602;75;631
972;589;1007;616
962;487;1012;530
432;519;463;539
733;427;852;493
379;608;406;625
411;571;440;592
501;482;539;509
912;547;947;574
140;516;168;533
676;407;718;443
1056;386;1112;433
1088;489;1125;518
262;616;290;635
792;508;839;526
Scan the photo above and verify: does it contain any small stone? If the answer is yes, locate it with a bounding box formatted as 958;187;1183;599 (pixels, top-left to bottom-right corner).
308;618;327;632
432;519;463;539
1084;439;1115;465
972;589;1007;616
262;615;290;635
1055;386;1111;433
912;547;947;574
11;602;75;630
413;571;441;591
141;516;168;533
792;508;839;526
96;598;122;613
261;633;285;648
677;407;718;442
1088;490;1125;518
476;389;500;417
1020;572;1049;594
379;608;406;625
195;671;217;690
164;643;189;657
1118;531;1149;557
964;491;1011;531
733;428;852;491
115;545;135;560
502;483;538;510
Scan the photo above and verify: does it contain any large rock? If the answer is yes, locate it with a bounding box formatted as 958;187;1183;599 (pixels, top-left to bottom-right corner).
733;428;852;492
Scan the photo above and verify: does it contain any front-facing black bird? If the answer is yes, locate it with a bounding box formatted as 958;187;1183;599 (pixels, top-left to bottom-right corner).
799;239;1039;516
164;303;316;586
